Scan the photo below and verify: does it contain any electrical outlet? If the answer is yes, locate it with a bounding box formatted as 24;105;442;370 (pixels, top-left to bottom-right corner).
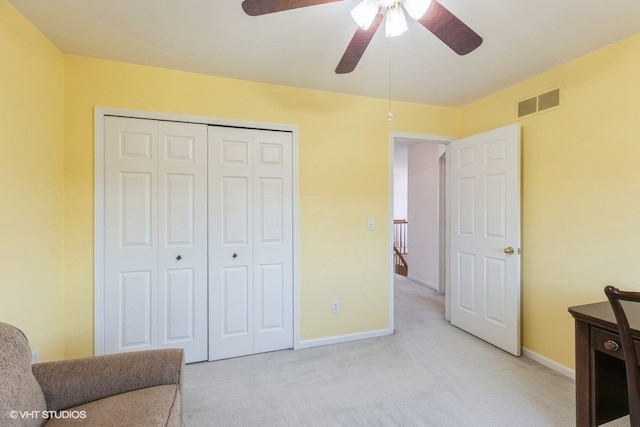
31;349;40;364
332;300;340;313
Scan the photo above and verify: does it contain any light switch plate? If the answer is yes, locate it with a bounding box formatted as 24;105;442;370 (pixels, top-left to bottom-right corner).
367;218;375;230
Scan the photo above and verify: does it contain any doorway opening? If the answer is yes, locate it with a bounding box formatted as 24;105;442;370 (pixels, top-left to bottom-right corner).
390;125;522;356
389;132;453;331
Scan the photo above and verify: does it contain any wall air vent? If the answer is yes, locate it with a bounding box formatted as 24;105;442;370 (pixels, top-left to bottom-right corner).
517;97;537;118
517;88;562;118
538;88;561;111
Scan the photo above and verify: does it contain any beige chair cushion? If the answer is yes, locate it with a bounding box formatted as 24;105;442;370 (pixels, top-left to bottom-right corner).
0;322;47;427
43;385;181;427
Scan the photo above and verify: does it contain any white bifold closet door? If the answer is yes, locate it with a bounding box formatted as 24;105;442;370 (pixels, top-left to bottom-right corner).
104;116;208;363
208;127;293;360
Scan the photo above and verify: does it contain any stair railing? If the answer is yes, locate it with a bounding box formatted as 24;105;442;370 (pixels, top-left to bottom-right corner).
393;219;408;276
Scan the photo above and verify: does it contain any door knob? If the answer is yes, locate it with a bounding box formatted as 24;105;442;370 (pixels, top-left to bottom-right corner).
176;255;182;261
503;247;515;255
232;253;238;259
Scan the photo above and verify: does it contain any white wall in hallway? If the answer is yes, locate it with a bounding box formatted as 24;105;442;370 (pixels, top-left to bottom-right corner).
407;143;441;290
393;144;408;220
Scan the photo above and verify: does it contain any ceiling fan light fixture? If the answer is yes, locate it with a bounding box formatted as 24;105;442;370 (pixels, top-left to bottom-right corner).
385;5;408;37
402;0;431;20
351;0;379;30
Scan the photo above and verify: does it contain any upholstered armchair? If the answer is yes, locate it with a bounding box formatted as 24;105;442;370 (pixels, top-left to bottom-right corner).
0;322;184;426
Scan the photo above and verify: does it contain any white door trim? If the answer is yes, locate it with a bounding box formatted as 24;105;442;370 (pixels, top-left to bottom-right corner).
438;150;447;296
388;131;455;333
94;107;300;355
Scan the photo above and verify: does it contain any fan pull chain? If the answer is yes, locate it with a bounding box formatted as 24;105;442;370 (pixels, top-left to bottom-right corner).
387;39;394;121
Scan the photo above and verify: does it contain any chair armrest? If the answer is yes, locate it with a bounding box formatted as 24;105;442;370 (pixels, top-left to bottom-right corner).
32;349;184;412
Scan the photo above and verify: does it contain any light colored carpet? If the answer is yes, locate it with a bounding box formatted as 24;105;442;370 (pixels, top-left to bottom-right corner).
183;276;591;426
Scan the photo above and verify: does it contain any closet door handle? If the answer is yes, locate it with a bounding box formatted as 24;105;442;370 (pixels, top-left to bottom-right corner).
232;253;238;259
176;255;182;261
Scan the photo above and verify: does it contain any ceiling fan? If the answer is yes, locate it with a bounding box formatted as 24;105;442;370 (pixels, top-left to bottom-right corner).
241;0;483;74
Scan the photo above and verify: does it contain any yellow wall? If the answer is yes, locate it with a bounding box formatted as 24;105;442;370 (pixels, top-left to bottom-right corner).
460;33;640;369
0;0;65;361
63;56;459;357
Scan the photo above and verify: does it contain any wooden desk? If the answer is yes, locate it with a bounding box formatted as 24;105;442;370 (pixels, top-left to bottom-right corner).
569;301;640;426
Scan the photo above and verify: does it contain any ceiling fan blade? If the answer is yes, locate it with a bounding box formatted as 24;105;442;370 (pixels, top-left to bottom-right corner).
335;14;383;74
242;0;342;16
418;1;482;55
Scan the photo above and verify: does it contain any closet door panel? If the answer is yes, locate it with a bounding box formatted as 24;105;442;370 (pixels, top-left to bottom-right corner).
104;117;208;363
209;127;254;360
209;127;293;360
158;121;208;362
105;117;159;354
253;130;293;354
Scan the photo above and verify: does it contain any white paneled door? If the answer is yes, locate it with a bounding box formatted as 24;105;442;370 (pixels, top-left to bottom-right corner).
209;127;293;360
450;124;521;356
104;117;208;363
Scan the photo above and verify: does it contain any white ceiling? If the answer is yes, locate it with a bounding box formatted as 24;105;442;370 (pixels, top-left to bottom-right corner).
9;0;640;107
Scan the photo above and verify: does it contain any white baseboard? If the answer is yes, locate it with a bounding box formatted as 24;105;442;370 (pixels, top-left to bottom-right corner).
296;329;392;350
522;347;575;380
406;276;438;291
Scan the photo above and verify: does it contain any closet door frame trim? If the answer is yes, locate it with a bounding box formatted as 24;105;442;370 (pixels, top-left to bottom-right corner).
93;107;300;356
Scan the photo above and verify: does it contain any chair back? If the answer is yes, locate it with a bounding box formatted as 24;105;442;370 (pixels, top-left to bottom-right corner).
605;285;640;426
0;322;47;426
